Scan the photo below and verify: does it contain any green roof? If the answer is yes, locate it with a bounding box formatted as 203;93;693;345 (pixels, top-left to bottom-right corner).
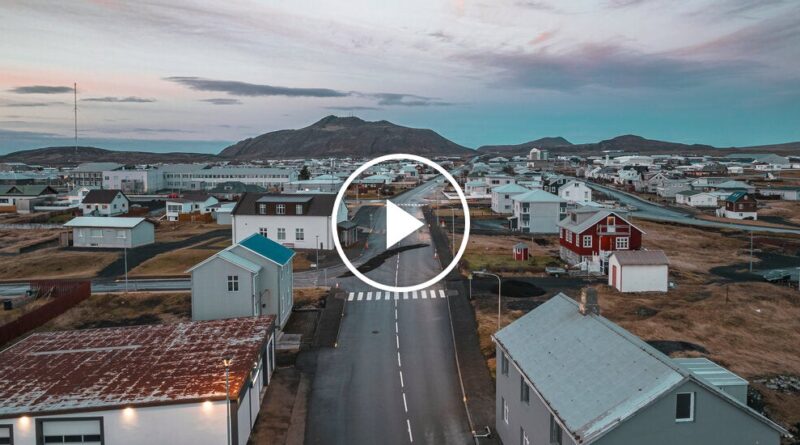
240;233;295;266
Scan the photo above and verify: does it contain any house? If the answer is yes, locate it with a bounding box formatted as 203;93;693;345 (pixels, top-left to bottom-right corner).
283;175;343;193
716;192;758;220
337;220;359;247
675;190;719;208
484;173;516;187
0;316;277;445
615;168;643;185
358;174;393;187
208;181;267;200
465;180;490;197
712;180;755;194
166;191;220;221
64;216;155;248
608;250;669;292
509;189;566;234
81;189;129;216
102;168;163;193
0;185;58;207
491;183;529;214
208;202;237;225
558;208;644;272
70;162;122;187
686;163;727;177
188;234;294;329
557;180;592;205
493;289;786;445
65;186;98;205
656;180;692;198
231;193;348;250
759;186;800;201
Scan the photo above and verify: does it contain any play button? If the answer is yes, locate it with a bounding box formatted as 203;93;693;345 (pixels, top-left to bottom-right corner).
385;200;425;248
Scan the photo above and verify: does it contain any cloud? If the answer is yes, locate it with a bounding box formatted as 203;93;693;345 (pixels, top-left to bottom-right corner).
82;96;156;103
131;127;196;134
460;43;754;91
201;98;243;105
368;93;454;107
165;76;348;98
4;102;67;107
515;1;558;11
8;85;73;94
325;105;381;111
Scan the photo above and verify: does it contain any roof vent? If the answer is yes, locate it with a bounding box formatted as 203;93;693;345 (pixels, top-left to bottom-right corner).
579;287;600;316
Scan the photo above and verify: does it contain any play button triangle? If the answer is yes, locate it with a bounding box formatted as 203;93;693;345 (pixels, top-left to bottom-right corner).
385;200;425;248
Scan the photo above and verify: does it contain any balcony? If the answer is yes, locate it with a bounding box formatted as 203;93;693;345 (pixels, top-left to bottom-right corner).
596;224;631;235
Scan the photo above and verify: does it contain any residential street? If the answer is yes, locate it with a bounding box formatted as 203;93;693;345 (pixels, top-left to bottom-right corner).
305;178;474;444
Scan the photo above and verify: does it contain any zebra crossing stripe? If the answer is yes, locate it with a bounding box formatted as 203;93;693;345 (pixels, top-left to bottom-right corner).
375;291;382;300
384;292;390;301
439;289;446;299
348;292;355;301
421;290;428;299
403;292;409;300
366;292;373;301
357;292;364;301
394;292;399;300
345;288;450;302
412;291;418;299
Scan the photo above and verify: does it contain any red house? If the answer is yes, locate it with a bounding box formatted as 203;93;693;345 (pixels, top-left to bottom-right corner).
512;242;529;261
557;208;644;273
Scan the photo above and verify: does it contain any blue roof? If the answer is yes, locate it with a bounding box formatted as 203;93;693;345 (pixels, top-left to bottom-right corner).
239;234;295;266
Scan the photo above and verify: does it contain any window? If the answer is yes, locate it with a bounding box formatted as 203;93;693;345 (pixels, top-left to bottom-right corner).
295;204;303;215
566;231;572;243
582;235;592;248
502;397;509;424
676;392;695;422
91;229;103;238
258;203;267;215
295;228;304;241
520;377;530;404
259;227;268;237
500;352;509;376
0;425;11;445
227;275;239;292
276;204;286;215
117;230;126;239
520;428;530;445
616;237;629;250
277;228;286;240
549;414;562;445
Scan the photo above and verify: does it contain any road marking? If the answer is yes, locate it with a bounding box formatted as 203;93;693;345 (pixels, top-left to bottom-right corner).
397;352;402;367
396;334;400;349
399;370;404;387
402;392;408;412
403;292;408;300
394;292;399;300
421;290;427;299
366;291;372;301
394;309;398;319
376;291;383;300
357;292;364;301
407;419;413;443
439;289;446;299
412;291;418;299
347;292;354;301
395;321;399;333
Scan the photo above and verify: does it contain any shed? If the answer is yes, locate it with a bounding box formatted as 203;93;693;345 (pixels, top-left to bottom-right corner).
64;216;155;248
608;250;669;292
512;242;529;261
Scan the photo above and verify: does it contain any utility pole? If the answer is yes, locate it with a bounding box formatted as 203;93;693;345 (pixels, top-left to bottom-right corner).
749;231;754;273
124;246;129;293
73;82;78;160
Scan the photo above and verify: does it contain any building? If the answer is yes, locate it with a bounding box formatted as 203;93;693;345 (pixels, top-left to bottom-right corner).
558;209;644;272
491;183;529;214
512;242;529;261
557;180;592;205
102;168;164;193
70;162;122;187
712;180;755;194
716;192;758;220
231;193;348;250
64;216;155;248
283;175;343;194
0;316;276;445
0;185;58;207
464;180;490;197
163;166;297;191
166;191;219;221
675;190;719;208
81;189;130;217
337;220;359;247
209;202;237;225
188;234;294;329
608;250;669;292
509;189;566;234
759;186;800;201
484;173;516;187
65;186;97;205
493;290;786;445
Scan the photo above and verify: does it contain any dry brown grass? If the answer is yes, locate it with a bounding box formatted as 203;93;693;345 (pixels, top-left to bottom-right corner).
693;213;795;229
129;247;218;277
0;297;51;325
472;298;525;379
457;233;561;275
294;287;329;307
0;229;64;254
760;201;800;225
0;247;119;280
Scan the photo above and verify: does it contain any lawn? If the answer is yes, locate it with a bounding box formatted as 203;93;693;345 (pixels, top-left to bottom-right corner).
456;233;561;274
0;247;120;280
41;292;191;331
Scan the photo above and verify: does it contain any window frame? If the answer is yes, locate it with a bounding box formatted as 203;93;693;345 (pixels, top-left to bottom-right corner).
503;397;509;424
549;414;563;445
0;424;12;445
582;235;592;248
295;228;304;241
520;376;530;404
276;204;286;215
227;275;239;292
295;204;303;215
259;227;268;237
616;236;629;250
501;352;509;376
675;392;695;423
277;228;286;240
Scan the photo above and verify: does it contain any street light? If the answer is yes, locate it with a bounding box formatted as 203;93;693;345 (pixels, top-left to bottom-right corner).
223;357;233;445
470;270;502;331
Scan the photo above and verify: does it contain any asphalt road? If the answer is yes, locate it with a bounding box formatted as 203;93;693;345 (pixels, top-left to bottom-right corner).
306;178;473;444
588;182;800;235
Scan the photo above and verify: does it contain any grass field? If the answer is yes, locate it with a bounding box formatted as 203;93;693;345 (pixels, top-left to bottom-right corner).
42;292;191;331
457;233;561;274
0;247;120;280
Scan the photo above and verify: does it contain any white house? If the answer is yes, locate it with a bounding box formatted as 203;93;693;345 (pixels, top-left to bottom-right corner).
65;186;97;205
491;183;528;214
608;250;669;292
557;180;592;205
484;173;515;188
0;316;277;445
675;190;719;208
509;189;566;234
465;180;490;197
232;193;347;250
188;233;294;329
65;216;155;248
165;191;219;221
81;189;130;217
102;168;163;193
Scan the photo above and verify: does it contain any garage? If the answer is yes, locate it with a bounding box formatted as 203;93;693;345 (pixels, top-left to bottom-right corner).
38;418;103;444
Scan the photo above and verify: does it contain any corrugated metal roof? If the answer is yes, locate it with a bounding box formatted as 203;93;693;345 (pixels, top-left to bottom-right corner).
494;294;687;442
673;358;747;387
611;250;669;266
218;251;262;274
491;184;528;193
64;216;148;229
239;234;295;266
511;189;565;203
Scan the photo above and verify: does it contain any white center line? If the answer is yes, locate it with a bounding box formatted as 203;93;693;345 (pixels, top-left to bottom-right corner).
402;392;408;412
397;351;402;367
395;321;398;333
399;370;404;387
396;334;400;349
406;419;413;443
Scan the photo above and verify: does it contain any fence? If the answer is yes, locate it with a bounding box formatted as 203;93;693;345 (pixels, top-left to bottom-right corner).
0;280;91;346
177;212;214;223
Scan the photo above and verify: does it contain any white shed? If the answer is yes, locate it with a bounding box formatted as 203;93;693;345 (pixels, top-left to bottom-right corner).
64;216;155;248
608;250;669;293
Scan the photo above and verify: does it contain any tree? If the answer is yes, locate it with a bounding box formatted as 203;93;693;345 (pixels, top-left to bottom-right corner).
298;165;311;180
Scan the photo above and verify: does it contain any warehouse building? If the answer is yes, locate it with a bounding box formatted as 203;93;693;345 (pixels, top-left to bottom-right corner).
64;216;155;248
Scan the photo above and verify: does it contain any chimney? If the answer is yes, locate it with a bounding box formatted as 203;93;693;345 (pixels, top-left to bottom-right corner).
579;287;600;316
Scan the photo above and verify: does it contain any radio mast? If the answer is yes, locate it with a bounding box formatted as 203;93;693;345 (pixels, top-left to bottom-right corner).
74;82;78;159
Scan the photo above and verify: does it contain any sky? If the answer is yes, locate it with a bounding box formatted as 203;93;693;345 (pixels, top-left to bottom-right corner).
1;0;799;154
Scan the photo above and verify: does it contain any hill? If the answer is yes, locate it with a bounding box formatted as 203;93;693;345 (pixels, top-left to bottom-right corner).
0;146;215;165
219;115;473;159
476;137;572;154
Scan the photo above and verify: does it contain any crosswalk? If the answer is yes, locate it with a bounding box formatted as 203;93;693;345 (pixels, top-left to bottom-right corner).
346;289;448;302
395;203;426;208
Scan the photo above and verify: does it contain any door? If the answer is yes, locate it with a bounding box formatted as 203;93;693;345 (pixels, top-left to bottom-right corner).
611;265;618;288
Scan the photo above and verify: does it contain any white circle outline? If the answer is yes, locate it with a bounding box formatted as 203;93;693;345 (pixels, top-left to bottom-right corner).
331;154;471;293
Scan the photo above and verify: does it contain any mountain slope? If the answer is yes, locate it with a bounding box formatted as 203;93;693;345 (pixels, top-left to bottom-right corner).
219;115;473;159
477;137;572;154
0;146;216;165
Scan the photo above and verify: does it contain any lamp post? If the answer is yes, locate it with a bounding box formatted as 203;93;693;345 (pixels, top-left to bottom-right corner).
467;273;472;300
472;270;502;330
223;357;233;445
123;246;128;293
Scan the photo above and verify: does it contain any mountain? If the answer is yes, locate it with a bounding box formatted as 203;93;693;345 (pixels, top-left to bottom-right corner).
570;135;716;154
477;137;572;154
0;146;216;165
219;115;473;159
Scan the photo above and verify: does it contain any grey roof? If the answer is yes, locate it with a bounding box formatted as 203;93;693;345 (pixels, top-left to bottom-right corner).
511;189;565;203
82;189;126;204
491;184;528;193
64;217;149;229
558;209;642;235
256;195;313;203
494;294;787;442
216;251;261;274
673;358;747;387
714;180;752;190
611;250;669;266
73;162;123;172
